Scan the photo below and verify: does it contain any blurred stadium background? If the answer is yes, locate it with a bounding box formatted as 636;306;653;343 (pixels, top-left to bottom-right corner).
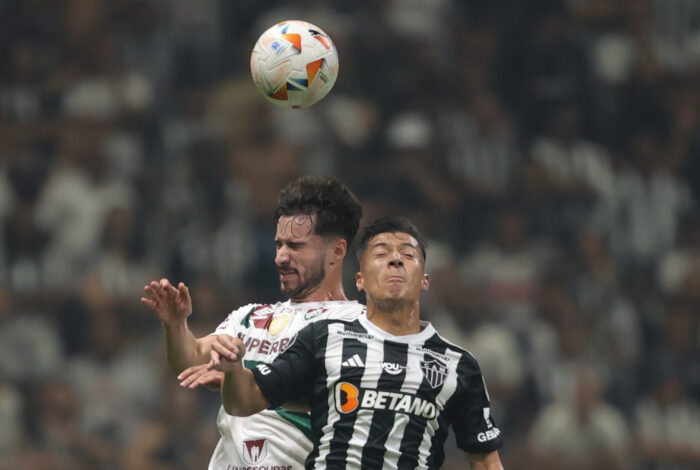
0;0;699;469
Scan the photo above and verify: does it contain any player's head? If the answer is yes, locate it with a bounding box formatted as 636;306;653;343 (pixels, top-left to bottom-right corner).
273;176;362;300
355;216;429;309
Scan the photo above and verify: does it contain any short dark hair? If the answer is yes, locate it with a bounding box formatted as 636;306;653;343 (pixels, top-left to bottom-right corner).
274;176;362;246
356;216;427;262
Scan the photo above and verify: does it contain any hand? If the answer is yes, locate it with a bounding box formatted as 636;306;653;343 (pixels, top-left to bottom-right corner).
141;279;192;325
207;335;246;373
178;364;224;390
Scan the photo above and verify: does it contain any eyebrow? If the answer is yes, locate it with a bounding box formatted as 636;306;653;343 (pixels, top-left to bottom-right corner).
275;237;307;244
370;242;418;250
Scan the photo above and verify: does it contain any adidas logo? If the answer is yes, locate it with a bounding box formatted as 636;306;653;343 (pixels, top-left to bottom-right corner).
342;354;365;368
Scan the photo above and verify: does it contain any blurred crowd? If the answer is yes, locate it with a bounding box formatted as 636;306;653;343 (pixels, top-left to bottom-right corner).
0;0;699;469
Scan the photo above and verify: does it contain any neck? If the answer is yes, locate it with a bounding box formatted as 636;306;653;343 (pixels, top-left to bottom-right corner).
366;299;422;336
291;270;348;303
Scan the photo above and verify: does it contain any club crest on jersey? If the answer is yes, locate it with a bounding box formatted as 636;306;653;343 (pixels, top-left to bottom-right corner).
251;306;274;329
242;438;268;464
304;307;328;320
420;358;448;388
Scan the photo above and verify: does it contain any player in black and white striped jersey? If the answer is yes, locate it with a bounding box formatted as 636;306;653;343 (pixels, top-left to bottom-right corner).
209;216;504;470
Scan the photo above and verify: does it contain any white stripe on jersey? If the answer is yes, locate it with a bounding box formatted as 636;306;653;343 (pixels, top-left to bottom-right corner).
381;343;426;469
316;322;347;470
416;348;462;469
345;335;384;468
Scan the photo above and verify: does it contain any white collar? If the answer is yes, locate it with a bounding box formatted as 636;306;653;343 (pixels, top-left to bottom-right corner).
358;314;435;344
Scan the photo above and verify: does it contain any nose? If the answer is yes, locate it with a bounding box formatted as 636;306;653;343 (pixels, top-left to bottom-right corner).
388;251;404;267
275;245;290;265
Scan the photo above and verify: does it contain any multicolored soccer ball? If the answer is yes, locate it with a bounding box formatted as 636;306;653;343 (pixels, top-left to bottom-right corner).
250;20;339;108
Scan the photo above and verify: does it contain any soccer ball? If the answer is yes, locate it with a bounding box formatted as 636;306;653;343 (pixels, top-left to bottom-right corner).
250;20;339;108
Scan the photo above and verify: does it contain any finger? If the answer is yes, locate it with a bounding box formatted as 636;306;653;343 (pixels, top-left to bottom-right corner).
164;281;179;296
177;364;203;381
199;373;223;389
189;373;217;389
181;373;201;387
148;281;166;301
220;339;240;358
212;341;238;361
143;285;160;301
216;335;240;352
140;298;157;309
206;360;216;371
210;350;221;367
179;282;191;304
160;278;172;289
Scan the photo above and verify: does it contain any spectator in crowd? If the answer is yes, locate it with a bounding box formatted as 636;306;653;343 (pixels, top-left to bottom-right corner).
528;366;630;470
634;361;700;470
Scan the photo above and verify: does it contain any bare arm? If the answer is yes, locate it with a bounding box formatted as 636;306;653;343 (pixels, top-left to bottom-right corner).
141;279;216;372
209;335;271;416
467;451;504;470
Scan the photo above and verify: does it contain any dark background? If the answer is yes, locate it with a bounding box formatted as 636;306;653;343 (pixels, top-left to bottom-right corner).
0;0;699;469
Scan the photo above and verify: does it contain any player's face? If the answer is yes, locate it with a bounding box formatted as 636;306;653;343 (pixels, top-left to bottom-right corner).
356;232;429;307
275;214;328;300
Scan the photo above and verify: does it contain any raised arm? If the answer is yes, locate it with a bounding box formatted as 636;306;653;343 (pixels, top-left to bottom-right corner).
208;335;271;416
141;279;216;372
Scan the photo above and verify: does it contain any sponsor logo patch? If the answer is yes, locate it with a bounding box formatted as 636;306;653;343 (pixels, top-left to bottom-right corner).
334;382;438;419
268;315;290;336
341;354;365;368
335;382;360;413
381;362;406;375
477;427;501;443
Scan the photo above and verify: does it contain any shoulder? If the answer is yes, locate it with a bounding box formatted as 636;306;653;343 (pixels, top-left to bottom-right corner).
300;301;366;323
425;330;485;380
292;316;364;343
212;302;270;334
430;330;480;364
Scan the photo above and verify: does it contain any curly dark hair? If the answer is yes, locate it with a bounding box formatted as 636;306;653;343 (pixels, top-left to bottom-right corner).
274;176;363;246
356;216;427;262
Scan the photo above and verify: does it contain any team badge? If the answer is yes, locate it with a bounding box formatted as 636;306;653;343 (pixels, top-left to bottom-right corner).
242;438;268;464
251;306;274;329
420;358;448;388
269;314;290;336
304;307;328;320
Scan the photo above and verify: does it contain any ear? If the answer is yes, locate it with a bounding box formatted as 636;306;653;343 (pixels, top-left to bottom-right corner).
421;273;430;292
355;271;364;292
329;238;347;265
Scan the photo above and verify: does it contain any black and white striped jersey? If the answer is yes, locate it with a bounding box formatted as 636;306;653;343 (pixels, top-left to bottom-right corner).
251;314;502;470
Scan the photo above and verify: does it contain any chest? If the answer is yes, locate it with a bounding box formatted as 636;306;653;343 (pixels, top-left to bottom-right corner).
238;304;334;362
320;330;460;413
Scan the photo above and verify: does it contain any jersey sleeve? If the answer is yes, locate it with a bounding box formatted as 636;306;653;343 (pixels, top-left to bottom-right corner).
251;321;317;409
210;304;257;337
449;355;503;454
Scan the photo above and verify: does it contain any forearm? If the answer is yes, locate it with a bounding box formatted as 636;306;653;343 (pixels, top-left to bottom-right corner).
221;366;269;416
162;321;207;372
467;451;504;470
